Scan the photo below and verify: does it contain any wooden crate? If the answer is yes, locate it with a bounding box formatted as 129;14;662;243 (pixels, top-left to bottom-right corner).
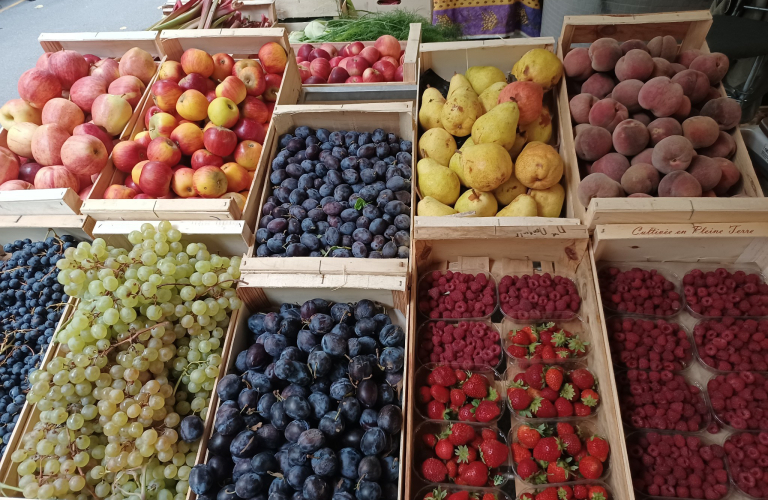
414;38;584;240
291;24;420;103
275;0;343;20
557;11;768;230
0;32;162;217
162;0;278;24
80;28;302;226
405;231;633;500
349;0;432;18
0;215;94;244
242;102;414;289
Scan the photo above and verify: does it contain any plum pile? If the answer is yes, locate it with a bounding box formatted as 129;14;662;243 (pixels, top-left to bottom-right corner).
725;431;768;498
683;268;768;317
617;369;710;432
693;318;768;372
499;273;581;320
0;235;74;456
418;271;496;320
190;299;405;500
598;266;682;316
707;371;768;430
628;432;729;499
417;320;502;369
606;316;691;371
256;127;412;258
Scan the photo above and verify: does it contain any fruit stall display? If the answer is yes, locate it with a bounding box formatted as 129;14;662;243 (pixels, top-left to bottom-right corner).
80;28;302;226
592;221;768;500
0;220;245;499
406;232;633;500
414;38;583;238
0;33;163;216
557;11;768;229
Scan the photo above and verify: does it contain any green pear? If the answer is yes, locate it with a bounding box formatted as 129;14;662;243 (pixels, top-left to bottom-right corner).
418;196;458;216
465;66;506;94
471;101;519;150
454;189;498;217
493;172;527;206
496;193;538;216
417;158;461;206
419;87;445;130
479;81;507;113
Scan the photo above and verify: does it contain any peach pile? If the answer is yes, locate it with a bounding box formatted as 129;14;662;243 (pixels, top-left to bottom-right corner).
95;44;287;204
0;48;156;194
565;36;744;206
296;36;405;84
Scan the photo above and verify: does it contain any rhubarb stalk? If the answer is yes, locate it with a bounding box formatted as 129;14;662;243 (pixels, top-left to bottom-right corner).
151;0;203;30
146;0;200;30
202;0;220;29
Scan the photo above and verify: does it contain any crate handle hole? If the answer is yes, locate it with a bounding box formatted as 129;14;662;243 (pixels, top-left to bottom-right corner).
377;0;401;4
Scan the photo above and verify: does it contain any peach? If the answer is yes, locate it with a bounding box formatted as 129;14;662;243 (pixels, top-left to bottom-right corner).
689;53;729;85
498;82;544;125
621;40;649;54
701;87;723;106
588;98;628;132
682;116;720;148
563;48;593;81
712;158;741;196
652;135;694;174
631;148;654;166
638;77;684;117
615;49;654;82
687;155;722;191
698;131;736;158
631;113;652;126
621;163;660;195
672;95;692;121
612;79;644;112
700;97;742;130
589;38;622;72
650;58;675;78
613;119;650;156
678;50;703;68
581;73;615;99
569;93;599;124
658;170;702;197
670;63;687;74
578;172;624;207
591;152;630;182
671;69;711;104
659;35;678;62
575;125;613;161
647;117;682;146
628;193;654;198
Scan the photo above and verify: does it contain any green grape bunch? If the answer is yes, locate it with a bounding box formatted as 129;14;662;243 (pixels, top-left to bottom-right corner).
9;222;242;500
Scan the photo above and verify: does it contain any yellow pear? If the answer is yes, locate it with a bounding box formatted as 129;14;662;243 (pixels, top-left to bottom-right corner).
515;141;564;190
417;158;461;206
451;88;485;117
418;128;456;166
419;87;446;130
521;106;553;144
530;183;565;217
508;133;527;159
479;81;506;113
441;93;478;137
493;171;527;206
447;73;474;98
511;48;564;90
496;193;538;217
471;101;519;150
454;189;498;217
461;143;513;192
448;138;474;187
418;196;458;216
465;66;507;95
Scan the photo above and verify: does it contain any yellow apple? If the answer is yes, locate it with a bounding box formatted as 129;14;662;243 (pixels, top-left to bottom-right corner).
221;162;251;192
221;191;246;210
148;112;178;139
171;167;196;198
132;160;149;186
234;140;263;171
170;122;204;156
176;89;209;122
208;97;239;128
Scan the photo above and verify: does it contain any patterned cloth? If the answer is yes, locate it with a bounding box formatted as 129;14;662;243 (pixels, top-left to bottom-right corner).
432;0;542;38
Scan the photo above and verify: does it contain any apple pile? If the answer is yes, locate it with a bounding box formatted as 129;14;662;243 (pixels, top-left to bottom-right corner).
0;47;156;195
296;35;405;84
97;43;287;204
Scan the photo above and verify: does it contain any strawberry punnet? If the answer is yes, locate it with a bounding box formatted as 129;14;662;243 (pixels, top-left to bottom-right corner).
418;366;502;422
505;322;589;362
508;366;600;418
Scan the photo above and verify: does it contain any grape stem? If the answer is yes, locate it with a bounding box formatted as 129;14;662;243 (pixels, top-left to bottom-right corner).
0;481;24;494
103;321;171;356
172;360;206;396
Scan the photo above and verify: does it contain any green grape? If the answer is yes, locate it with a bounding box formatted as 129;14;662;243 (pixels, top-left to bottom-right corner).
202;272;218;286
103;276;119;291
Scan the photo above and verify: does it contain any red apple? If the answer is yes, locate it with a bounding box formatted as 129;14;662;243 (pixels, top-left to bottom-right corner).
362;68;385;83
144;105;162;128
61;135;108;176
18;69;61;109
203;126;237;157
338;58;351;71
329;57;344;68
212;53;235;82
108;75;146;108
90;58;120;86
170;122;204;155
0;147;20;185
339;45;350;58
18;161;43;184
119;47;156;85
257;42;288;75
304;76;326;84
232;118;265;143
152;79;184;112
394;65;404;82
346;76;363;83
298;62;312;83
148;112;178;139
192;165;228;198
36;53;53;72
125;177;142;193
73;123;114;155
221;162;251;192
0;180;33;191
265;102;275;123
310;59;332;81
359;47;381;66
232;59;258;78
133;131;151;149
319;43;338;58
31;123;70;166
69;76;107;114
170;166;196;197
158;61;185;83
179;73;208;94
139;161;173;197
346;57;370;77
112;140;148;173
234;140;262;171
180;48;214;78
372;60;396;82
83;54;100;65
327;67;349;84
296;57;307;64
205;90;217;103
381;56;399;68
375;35;401;59
103;184;136;199
264;74;281;102
216;76;247;104
147;137;182;167
79;184;93;200
34;165;79;191
297;44;314;60
190;149;223;170
48;50;89;90
347;42;364;56
42;98;84;134
239;65;266;97
239;96;269;124
309;49;331;62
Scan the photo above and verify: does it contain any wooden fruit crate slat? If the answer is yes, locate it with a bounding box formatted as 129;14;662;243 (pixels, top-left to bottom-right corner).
0;215;94;243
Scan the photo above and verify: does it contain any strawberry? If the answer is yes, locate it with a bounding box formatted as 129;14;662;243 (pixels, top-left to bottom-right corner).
419;386;433;403
559;433;581;455
540;387;560;402
586;435;610;462
519;494;534;500
578;455;604;479
431;385;450;403
509;328;533;345
455;444;477;463
587;485;608;500
423;434;437;447
516;424;543;448
470;435;484;450
560;383;579;402
546;460;570;483
573;448;588;464
574;402;592;416
481;429;497;441
447;492;469;500
448;422;475;445
541;345;557;360
474;400;500;422
507;345;529;359
539;328;554;346
427;371;438;386
554;347;572;359
421;458;447;482
514;373;528;385
555;397;574;417
479;439;508;468
456;370;468;382
558;486;574;500
462;373;489;398
545;366;564;390
428;400;449;420
556;422;574;435
436;439;454;460
570;368;595;390
515;457;540;480
446;459;458;478
511;442;532;463
459;461;488;487
431;365;458;386
532;436;561;463
450;388;466;407
535;487;558;500
482;494;496;500
458;404;476;422
423;488;446;500
486;387;500;402
508;387;533;410
581;389;599;407
534;398;557;418
573;485;588;500
524;364;545;389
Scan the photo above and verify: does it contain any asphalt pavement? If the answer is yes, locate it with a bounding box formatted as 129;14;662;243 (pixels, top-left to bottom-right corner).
0;0;162;104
